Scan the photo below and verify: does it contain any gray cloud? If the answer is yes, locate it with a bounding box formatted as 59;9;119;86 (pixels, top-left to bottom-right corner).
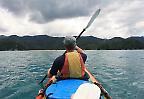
0;0;143;38
96;0;144;37
0;0;100;23
0;27;7;32
0;0;27;15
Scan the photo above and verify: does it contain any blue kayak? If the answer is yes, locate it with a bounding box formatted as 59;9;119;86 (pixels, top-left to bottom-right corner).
45;79;105;99
36;69;111;99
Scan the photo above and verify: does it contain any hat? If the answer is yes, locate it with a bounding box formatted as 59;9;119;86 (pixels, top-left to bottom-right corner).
63;36;76;49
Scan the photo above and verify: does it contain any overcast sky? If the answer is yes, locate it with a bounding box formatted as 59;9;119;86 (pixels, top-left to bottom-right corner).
0;0;143;38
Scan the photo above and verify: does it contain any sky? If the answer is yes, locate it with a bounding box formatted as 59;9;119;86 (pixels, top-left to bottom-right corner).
0;0;144;38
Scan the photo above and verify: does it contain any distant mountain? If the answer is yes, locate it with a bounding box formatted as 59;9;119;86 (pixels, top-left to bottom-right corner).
0;35;144;50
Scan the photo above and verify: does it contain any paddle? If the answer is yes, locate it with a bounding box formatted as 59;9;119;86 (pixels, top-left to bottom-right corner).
37;8;111;99
38;8;101;85
75;9;111;98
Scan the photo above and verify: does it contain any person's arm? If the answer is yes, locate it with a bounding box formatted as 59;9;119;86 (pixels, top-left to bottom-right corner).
48;55;64;78
47;60;59;78
75;46;84;53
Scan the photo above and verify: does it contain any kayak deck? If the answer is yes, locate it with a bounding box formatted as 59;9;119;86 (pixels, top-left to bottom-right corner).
45;79;88;99
45;79;105;99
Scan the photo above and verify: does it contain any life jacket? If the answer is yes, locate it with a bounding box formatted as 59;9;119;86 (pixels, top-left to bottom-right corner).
61;51;85;79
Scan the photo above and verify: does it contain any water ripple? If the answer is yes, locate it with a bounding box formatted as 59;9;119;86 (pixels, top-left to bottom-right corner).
0;50;144;99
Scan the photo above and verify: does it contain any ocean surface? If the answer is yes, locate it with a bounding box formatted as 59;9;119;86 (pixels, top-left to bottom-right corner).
0;50;144;99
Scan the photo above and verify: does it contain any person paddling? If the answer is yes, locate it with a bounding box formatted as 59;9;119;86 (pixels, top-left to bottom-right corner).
36;36;89;99
47;36;89;81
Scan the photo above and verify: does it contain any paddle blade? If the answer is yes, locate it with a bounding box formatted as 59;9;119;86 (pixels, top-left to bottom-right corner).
76;8;101;40
85;9;101;29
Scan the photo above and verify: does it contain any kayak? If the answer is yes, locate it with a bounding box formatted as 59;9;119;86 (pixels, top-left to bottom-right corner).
45;79;105;99
36;69;112;99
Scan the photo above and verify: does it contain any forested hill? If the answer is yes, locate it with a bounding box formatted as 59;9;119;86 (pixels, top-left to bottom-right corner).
0;35;144;50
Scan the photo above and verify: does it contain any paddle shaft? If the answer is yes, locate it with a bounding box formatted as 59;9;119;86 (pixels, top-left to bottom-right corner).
39;74;47;84
76;29;85;40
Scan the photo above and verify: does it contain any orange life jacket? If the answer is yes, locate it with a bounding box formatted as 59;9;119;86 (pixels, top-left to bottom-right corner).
61;51;85;79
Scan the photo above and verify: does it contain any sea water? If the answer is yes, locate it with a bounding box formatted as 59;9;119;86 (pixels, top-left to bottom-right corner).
0;50;144;99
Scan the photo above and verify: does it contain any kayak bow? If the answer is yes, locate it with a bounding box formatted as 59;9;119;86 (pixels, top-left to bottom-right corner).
36;69;112;99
